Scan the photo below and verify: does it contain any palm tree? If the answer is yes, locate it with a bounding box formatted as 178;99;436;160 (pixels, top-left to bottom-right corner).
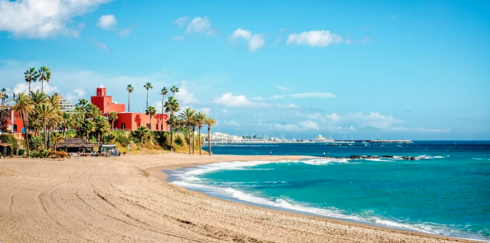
205;117;217;156
133;126;149;143
170;85;179;97
94;115;110;144
48;94;60;109
12;93;33;156
108;112;118;130
127;84;134;112
81;120;95;141
0;88;6;105
145;106;157;130
75;99;89;121
61;112;74;138
51;132;64;150
37;66;51;93
34;103;56;149
160;87;168;115
179;107;196;155
143;82;153;110
24;67;38;92
195;112;206;155
164;96;180;151
29;90;47;106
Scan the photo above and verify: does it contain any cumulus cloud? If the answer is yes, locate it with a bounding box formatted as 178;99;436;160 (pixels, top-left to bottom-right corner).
229;28;265;51
173;16;189;26
270;92;336;99
13;82;59;95
224;120;240;126
97;14;117;30
174;80;199;105
287;30;342;47
66;88;86;103
186;17;211;33
0;0;112;38
213;93;265;108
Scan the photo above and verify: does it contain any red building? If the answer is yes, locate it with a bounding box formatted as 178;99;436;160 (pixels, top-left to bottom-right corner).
2;111;23;134
91;86;168;131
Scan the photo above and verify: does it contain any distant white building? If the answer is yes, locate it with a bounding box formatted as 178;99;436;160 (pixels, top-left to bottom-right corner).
314;134;334;143
209;132;243;143
54;93;76;113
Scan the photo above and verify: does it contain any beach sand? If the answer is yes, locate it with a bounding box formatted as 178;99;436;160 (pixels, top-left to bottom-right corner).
0;153;478;243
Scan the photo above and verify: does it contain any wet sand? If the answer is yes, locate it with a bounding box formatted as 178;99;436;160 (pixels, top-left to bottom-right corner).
0;153;478;242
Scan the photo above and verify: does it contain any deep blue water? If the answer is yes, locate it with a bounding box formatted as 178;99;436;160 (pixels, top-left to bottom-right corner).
167;141;490;241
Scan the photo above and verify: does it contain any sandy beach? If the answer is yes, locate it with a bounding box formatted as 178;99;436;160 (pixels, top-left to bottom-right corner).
0;153;478;243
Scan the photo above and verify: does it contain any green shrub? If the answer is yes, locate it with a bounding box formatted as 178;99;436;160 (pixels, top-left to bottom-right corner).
116;133;131;147
30;149;50;158
0;134;19;152
18;149;25;156
174;136;184;146
29;136;43;151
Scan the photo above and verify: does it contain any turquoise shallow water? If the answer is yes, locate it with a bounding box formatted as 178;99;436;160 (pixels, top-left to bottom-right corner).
167;141;490;241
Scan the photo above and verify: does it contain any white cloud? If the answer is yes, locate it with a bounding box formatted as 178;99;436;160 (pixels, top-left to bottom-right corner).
196;107;210;115
344;112;401;129
248;35;265;51
186;17;211;33
13;82;59;95
173;16;189;26
224;120;240;126
118;26;133;37
270;92;336;99
213;93;265;108
66;88;86;103
275;85;288;90
229;28;252;40
0;0;112;38
174;80;199;105
229;28;265;51
97;14;117;30
90;38;109;50
287;30;342;47
222;109;228;113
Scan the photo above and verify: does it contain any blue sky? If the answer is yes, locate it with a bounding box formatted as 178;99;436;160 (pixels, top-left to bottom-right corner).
1;0;489;140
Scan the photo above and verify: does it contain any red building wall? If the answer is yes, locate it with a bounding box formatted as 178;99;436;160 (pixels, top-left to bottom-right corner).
91;87;125;114
113;113;168;131
90;86;169;131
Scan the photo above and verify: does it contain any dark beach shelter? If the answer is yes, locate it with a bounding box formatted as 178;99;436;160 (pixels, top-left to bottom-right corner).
0;143;11;157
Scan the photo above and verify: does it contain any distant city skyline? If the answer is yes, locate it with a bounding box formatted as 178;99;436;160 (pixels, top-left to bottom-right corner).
1;0;489;140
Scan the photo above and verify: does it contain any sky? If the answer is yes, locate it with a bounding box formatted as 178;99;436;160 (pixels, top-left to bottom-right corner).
0;0;489;140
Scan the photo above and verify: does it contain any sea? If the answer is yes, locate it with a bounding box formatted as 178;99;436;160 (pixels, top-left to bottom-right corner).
166;141;490;241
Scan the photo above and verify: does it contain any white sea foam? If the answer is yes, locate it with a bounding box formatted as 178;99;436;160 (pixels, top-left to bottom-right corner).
171;180;474;240
301;158;349;165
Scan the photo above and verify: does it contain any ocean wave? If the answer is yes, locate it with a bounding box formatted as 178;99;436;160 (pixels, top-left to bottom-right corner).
472;158;490;161
300;158;349;165
171;180;482;240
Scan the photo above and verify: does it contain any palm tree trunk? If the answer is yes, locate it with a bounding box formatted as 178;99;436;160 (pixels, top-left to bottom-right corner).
43;123;47;149
170;124;174;151
208;127;211;156
188;126;191;154
192;126;196;154
41;81;44;93
162;96;164;116
128;92;130;112
24;115;30;157
29;81;31;92
146;89;149;109
150;116;152;131
112;121;114;130
198;127;202;155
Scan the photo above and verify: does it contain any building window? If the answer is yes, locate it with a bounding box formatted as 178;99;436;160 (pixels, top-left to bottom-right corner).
146;123;150;129
156;124;158;130
121;123;126;130
161;124;163;130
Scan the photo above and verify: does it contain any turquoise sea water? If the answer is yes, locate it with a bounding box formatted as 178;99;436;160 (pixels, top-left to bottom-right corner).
167;141;490;241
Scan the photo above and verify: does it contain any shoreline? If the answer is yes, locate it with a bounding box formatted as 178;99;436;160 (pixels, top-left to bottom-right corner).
147;156;481;243
0;153;481;242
